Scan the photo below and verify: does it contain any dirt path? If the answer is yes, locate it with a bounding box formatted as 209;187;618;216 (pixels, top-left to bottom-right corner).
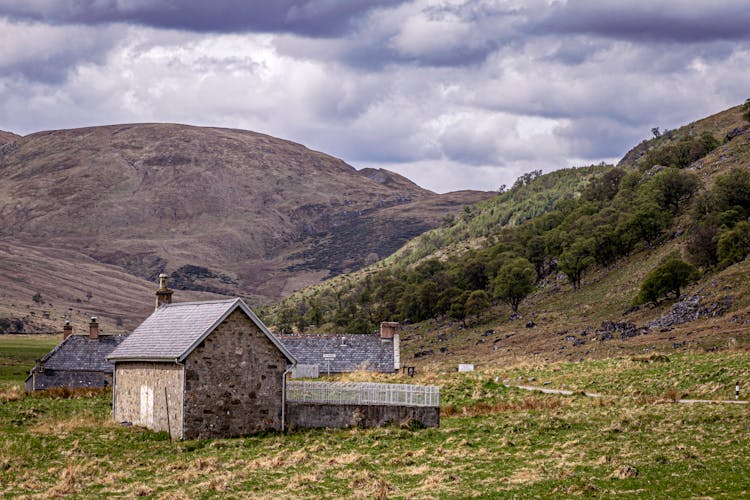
505;383;748;404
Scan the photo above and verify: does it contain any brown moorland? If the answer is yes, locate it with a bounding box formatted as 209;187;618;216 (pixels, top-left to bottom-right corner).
0;123;491;331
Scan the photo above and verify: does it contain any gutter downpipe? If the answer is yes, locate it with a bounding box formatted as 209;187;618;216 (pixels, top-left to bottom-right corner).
111;361;117;422
281;365;293;432
178;359;185;440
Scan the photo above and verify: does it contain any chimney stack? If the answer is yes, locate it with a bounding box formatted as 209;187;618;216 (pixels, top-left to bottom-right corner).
63;320;73;339
89;317;99;339
155;273;173;310
380;322;400;371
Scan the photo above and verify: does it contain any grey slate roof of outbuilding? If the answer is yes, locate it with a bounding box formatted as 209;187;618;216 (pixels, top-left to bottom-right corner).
39;334;126;373
108;298;296;363
276;334;395;373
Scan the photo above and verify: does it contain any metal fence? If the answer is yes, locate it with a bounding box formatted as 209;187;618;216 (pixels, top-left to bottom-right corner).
286;381;440;408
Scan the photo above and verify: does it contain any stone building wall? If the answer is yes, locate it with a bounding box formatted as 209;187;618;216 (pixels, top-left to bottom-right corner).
28;370;112;391
183;309;290;439
287;403;440;429
113;362;183;439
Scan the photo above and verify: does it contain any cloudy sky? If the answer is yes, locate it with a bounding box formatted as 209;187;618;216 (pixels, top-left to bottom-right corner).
1;1;749;192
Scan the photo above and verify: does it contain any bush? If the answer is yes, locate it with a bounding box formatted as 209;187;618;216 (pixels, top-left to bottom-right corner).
717;221;750;267
636;258;700;305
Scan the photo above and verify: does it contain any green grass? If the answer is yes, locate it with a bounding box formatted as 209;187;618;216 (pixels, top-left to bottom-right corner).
1;336;749;498
0;334;59;387
499;351;750;401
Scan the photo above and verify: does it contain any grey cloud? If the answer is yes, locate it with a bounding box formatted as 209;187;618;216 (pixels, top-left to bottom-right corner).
0;0;404;36
0;20;122;84
536;0;750;43
553;118;645;160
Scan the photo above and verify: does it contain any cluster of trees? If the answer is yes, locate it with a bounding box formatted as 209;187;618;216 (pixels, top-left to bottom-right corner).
687;167;750;269
641;131;719;170
273;130;749;334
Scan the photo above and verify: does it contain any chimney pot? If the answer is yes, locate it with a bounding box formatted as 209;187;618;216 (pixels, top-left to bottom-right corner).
63;320;73;339
89;317;99;339
155;273;174;310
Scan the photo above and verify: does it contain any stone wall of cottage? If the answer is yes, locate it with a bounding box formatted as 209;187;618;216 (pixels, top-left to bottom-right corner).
183;310;290;439
113;362;183;439
286;402;440;429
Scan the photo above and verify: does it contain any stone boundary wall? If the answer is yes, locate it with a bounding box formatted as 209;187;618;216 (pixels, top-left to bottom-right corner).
286;402;439;429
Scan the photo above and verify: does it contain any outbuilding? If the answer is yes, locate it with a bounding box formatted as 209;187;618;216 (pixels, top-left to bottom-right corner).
277;322;400;377
108;277;296;439
26;318;126;392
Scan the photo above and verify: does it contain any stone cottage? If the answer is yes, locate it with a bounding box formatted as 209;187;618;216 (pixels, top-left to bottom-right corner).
277;322;400;377
25;318;126;392
107;276;296;439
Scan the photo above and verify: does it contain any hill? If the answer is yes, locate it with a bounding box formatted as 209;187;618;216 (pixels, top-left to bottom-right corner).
0;123;492;332
270;103;750;365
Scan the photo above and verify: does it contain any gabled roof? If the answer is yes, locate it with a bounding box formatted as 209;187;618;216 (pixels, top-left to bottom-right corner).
276;334;394;373
36;334;126;373
108;298;295;363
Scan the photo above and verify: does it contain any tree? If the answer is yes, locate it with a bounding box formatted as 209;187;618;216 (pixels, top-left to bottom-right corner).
347;316;372;335
636;258;700;305
304;301;323;327
686;218;720;269
525;235;548;280
460;259;489;291
713;167;750;218
447;291;470;326
621;202;672;248
583;168;626;203
717;221;750;267
464;290;491;321
743;98;750;123
492;258;536;313
276;307;297;334
559;240;594;291
650;168;700;215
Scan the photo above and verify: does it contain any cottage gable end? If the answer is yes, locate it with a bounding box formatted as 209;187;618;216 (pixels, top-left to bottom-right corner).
183;309;290;438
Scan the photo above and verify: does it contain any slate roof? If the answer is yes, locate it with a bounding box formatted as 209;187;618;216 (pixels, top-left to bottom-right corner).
38;334;126;373
276;334;395;373
108;298;295;363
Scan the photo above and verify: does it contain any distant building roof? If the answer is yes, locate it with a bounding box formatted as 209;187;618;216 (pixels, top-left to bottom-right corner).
38;334;127;373
108;298;295;363
276;334;395;373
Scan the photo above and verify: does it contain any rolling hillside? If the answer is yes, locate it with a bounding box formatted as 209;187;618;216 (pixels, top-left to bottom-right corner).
0;124;492;332
272;103;750;366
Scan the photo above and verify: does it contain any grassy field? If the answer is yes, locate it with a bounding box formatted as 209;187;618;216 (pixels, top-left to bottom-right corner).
1;335;749;498
0;334;59;389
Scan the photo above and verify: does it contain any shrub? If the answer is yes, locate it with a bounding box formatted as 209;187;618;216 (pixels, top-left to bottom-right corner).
635;258;700;305
717;221;750;267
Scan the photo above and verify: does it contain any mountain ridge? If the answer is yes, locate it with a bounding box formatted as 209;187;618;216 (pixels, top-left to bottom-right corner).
0;123;492;332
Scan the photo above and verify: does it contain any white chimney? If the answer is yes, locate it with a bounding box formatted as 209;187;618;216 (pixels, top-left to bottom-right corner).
380;322;400;371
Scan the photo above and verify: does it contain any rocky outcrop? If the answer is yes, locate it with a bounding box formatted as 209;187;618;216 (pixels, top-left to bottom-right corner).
725;124;750;142
648;294;733;329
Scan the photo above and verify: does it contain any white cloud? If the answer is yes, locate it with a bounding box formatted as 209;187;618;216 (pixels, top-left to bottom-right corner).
1;1;750;193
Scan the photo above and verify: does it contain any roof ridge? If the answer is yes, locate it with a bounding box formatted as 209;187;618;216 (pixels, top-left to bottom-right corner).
162;298;238;307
